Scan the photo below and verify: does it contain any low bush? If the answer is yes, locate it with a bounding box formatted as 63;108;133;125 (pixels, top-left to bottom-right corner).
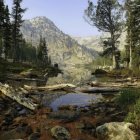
125;99;140;130
117;88;140;108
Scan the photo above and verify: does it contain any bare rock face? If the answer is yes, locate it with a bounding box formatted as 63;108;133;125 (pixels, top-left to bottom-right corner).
74;32;126;53
21;17;98;68
74;36;103;53
96;122;136;140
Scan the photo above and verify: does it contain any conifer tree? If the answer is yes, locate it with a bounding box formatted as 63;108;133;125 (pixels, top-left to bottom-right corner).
3;5;12;59
37;35;49;67
85;0;124;69
11;0;26;61
0;0;5;56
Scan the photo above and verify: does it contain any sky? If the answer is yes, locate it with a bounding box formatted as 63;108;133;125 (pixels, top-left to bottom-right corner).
5;0;100;37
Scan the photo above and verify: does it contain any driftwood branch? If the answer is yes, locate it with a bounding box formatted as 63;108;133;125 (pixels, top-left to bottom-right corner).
0;83;38;110
89;81;139;88
24;84;76;91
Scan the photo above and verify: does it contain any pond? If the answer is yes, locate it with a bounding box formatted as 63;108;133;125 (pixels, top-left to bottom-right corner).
48;92;103;111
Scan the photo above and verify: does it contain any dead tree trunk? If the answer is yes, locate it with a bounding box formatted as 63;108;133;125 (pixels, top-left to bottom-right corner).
0;83;39;110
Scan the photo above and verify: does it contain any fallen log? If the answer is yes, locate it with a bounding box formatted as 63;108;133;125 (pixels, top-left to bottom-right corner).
89;81;139;88
90;82;122;87
24;84;76;91
77;87;120;94
0;83;38;110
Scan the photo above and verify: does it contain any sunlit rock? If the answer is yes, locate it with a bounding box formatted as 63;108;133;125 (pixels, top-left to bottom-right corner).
96;122;136;140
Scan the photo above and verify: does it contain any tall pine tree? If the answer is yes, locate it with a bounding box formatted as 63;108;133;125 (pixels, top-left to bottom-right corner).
0;0;5;56
3;5;12;59
37;35;49;67
11;0;26;62
85;0;124;69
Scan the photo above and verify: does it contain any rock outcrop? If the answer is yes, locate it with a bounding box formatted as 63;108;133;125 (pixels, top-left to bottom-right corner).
96;122;136;140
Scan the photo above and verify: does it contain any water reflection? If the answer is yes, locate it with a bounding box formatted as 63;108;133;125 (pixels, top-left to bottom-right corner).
50;93;103;111
46;67;95;85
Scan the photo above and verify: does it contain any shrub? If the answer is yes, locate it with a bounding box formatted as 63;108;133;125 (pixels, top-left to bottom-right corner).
117;88;140;108
125;99;140;127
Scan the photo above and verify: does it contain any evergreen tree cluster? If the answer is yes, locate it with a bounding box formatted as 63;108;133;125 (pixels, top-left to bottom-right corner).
85;0;140;70
0;0;50;67
37;35;50;67
85;0;124;69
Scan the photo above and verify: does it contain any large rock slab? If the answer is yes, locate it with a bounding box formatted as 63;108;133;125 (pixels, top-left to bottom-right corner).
96;122;136;140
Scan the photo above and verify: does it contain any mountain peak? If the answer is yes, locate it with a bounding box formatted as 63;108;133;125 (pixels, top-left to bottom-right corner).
21;17;98;67
29;16;55;25
30;16;48;21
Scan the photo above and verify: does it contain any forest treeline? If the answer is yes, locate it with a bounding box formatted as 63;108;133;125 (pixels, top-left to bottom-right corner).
0;0;50;67
85;0;140;70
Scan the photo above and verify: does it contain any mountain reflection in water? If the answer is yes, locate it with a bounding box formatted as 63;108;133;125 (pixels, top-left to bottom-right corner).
46;67;95;85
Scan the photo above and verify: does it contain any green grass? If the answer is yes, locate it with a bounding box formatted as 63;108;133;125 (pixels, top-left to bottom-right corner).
125;99;140;131
117;88;140;108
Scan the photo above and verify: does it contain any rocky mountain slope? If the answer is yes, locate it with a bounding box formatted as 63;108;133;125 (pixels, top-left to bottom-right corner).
74;33;126;53
21;17;98;68
74;36;103;52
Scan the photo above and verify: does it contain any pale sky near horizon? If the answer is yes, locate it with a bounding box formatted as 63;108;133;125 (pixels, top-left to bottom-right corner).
5;0;100;37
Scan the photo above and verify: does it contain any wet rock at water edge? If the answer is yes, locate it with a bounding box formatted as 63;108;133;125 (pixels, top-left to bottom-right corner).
51;125;71;140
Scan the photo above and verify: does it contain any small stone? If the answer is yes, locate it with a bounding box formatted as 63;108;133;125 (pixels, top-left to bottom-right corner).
51;125;71;140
